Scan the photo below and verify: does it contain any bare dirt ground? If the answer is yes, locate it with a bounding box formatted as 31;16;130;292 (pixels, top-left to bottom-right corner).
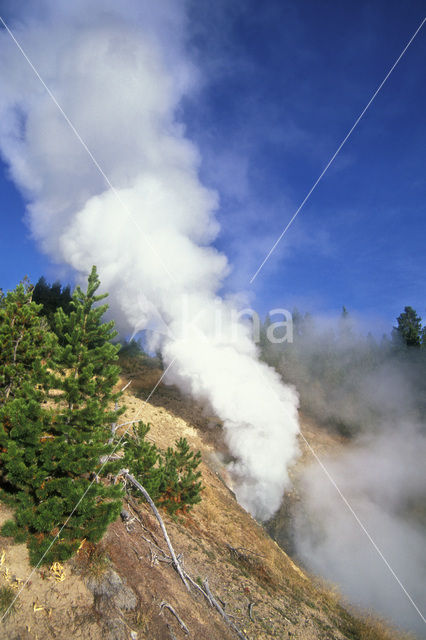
0;364;410;640
0;503;103;639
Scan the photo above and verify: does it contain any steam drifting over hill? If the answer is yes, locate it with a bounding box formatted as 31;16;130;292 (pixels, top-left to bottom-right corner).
0;0;299;519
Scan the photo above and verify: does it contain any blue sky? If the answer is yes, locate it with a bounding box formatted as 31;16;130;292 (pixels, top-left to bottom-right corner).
1;0;425;330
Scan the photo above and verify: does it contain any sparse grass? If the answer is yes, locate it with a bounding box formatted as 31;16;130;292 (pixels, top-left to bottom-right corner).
315;585;415;640
134;604;155;635
204;548;216;561
72;542;110;581
0;585;17;619
334;607;415;640
227;544;276;590
269;570;413;640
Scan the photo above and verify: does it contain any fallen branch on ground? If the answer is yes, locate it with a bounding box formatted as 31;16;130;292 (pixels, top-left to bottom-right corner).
120;472;249;640
226;543;265;559
202;579;248;640
119;469;189;591
160;602;190;635
183;571;212;604
126;496;165;552
248;602;255;622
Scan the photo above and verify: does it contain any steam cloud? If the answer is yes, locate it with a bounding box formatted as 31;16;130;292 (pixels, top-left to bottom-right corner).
0;0;299;519
276;320;426;638
295;424;426;638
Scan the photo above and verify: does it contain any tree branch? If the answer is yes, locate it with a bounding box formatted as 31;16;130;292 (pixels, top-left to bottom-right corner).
202;579;248;640
160;602;189;635
119;469;189;591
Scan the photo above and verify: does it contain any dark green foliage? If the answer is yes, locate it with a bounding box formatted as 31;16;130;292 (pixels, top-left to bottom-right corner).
123;422;163;499
118;339;143;358
1;268;203;566
393;306;423;348
159;437;203;515
0;280;55;404
33;276;72;328
1;268;123;564
123;422;203;516
0;281;56;504
52;267;122;414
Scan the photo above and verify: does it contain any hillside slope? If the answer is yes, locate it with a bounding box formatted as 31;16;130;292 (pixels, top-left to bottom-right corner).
0;366;409;640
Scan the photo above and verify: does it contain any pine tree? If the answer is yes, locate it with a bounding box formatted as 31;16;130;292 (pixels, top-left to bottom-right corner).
0;282;56;540
122;423;203;516
1;269;204;564
1;268;124;564
393;306;422;348
0;280;54;404
32;276;72;329
122;421;163;498
159;437;203;515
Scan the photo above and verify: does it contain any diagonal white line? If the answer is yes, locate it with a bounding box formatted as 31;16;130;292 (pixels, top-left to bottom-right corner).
2;8;424;632
299;431;426;625
0;358;176;622
248;13;426;626
249;16;426;284
0;15;176;285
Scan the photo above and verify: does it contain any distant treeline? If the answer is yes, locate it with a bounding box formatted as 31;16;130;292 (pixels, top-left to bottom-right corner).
259;306;426;436
32;276;72;325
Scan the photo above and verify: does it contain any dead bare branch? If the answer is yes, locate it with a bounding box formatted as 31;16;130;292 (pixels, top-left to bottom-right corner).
131;546;144;562
160;602;189;635
226;543;265;559
121;380;133;392
125;496;166;552
202;579;248;640
119;469;190;591
183;572;212;604
119;475;249;639
248;602;255;622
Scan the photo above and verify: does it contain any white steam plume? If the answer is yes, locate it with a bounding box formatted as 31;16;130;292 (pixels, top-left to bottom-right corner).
294;424;426;638
0;0;299;519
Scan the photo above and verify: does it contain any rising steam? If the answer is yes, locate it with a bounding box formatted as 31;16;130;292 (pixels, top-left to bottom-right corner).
295;423;426;638
0;0;299;519
267;317;426;638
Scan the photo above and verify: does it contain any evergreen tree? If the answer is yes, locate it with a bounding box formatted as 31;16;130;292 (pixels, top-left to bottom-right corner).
123;423;203;517
0;282;57;540
393;306;422;348
1;268;204;565
292;308;304;341
339;305;354;341
159;438;203;515
33;276;72;328
1;267;123;564
0;280;54;405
